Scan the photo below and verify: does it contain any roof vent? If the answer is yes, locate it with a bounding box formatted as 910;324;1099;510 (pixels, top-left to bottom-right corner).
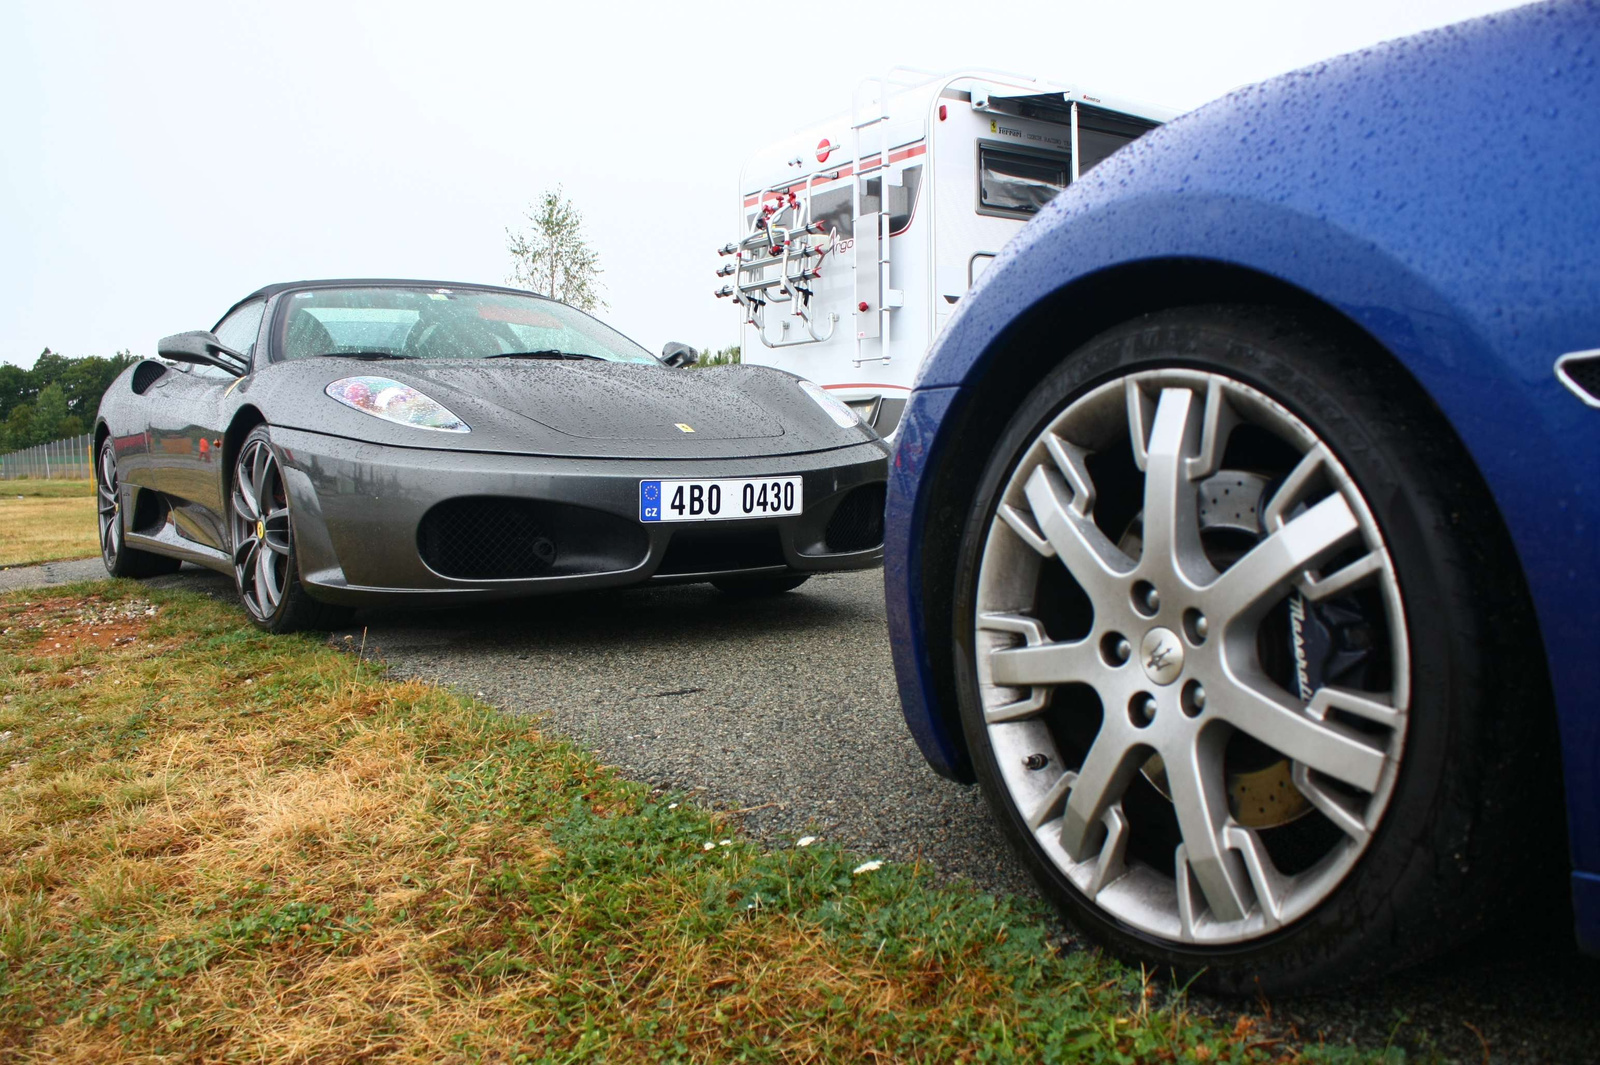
1556;350;1600;408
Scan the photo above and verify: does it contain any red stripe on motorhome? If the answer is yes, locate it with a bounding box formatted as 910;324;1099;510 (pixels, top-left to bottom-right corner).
744;143;927;207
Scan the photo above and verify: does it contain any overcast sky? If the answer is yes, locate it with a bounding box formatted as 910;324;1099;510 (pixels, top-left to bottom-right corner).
0;0;1521;370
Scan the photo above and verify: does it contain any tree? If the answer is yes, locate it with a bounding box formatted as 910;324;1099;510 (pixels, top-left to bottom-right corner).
0;349;137;451
506;187;606;311
2;404;35;452
694;345;741;367
30;383;71;443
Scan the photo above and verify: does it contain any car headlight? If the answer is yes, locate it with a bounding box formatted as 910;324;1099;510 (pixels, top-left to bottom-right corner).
325;376;470;433
797;379;860;428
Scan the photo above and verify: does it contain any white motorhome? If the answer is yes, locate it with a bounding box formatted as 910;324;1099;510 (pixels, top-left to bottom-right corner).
717;70;1176;438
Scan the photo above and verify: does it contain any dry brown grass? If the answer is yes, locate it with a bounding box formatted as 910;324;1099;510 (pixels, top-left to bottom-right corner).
0;585;1351;1064
0;488;98;566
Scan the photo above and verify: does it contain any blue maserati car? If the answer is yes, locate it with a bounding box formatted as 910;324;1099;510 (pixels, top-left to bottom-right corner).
885;1;1599;992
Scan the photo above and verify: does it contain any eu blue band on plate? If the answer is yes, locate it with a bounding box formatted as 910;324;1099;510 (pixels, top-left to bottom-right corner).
639;480;662;522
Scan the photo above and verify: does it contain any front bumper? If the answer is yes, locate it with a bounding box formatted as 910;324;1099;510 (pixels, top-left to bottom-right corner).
270;426;888;605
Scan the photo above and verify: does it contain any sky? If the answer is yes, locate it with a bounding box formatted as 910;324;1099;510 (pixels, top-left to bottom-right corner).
0;0;1523;370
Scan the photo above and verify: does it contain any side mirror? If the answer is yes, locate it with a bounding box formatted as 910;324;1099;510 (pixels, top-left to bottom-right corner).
660;342;699;368
158;330;248;376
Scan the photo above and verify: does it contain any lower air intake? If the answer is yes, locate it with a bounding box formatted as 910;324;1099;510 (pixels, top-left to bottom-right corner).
656;527;786;576
418;497;647;581
824;482;886;553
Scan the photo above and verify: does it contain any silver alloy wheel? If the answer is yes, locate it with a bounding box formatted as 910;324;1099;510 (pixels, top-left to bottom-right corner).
975;369;1409;945
97;441;122;567
231;437;293;621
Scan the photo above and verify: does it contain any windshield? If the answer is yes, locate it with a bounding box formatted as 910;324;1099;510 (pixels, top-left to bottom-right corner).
273;286;659;364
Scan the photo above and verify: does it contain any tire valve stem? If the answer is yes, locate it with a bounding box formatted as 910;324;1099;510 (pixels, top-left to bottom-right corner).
1024;753;1050;771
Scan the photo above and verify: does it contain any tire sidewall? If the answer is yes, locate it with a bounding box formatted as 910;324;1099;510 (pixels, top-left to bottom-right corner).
952;308;1478;992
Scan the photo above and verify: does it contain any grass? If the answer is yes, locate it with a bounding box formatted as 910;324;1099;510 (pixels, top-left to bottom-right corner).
1;479;97;499
0;481;98;566
0;582;1404;1063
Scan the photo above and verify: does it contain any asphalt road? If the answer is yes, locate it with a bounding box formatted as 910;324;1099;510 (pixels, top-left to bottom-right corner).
6;558;1598;1063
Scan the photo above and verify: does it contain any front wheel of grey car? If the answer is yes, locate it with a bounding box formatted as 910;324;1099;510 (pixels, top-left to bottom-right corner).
952;306;1552;994
229;425;351;634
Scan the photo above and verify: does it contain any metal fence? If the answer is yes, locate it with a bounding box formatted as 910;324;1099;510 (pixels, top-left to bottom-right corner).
0;433;95;480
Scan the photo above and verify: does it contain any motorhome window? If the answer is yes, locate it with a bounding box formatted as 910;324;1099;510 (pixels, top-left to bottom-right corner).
978;145;1069;216
807;184;855;240
861;165;923;235
1077;106;1160;175
743;164;924;242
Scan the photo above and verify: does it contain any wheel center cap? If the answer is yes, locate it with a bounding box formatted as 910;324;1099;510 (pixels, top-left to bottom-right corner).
256;519;265;540
1140;628;1184;685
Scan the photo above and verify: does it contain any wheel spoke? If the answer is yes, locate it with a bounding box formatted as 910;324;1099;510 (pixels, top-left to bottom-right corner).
989;638;1100;687
1291;762;1372;843
1212;671;1387;792
237;455;262;517
1224;824;1288;929
1204;492;1360;624
254;546;277;613
1299;549;1384;601
1084;804;1131;899
1184;377;1239;482
1165;727;1252;923
1057;726;1145;862
233;487;259;524
1042;433;1096;514
1138;387;1209;581
234;536;258;574
1307;685;1401;728
1025;770;1076;831
250;443;270;503
1023;464;1134;600
263;507;292;556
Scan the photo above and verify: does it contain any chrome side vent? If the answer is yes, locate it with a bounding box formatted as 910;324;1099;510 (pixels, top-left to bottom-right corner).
1556;350;1600;408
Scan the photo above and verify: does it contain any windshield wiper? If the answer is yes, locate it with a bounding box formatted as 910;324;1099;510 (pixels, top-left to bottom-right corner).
482;350;606;362
314;351;415;360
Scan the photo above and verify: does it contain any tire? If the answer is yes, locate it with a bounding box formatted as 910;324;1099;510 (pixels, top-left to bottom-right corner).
228;425;352;634
951;306;1550;994
97;437;182;579
711;573;811;597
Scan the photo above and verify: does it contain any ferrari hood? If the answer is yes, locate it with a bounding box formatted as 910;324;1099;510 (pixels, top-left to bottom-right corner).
405;361;782;442
250;359;877;460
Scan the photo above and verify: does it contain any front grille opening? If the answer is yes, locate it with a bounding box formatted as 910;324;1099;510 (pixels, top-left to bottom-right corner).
418;497;647;581
656;526;785;576
824;482;886;553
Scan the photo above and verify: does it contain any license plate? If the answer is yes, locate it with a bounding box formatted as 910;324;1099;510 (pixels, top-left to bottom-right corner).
639;476;802;522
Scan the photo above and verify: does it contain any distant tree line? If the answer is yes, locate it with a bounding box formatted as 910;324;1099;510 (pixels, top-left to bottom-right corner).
0;349;136;452
694;345;740;367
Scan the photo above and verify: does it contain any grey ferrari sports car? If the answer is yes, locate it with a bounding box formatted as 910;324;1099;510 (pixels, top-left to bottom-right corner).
93;279;889;631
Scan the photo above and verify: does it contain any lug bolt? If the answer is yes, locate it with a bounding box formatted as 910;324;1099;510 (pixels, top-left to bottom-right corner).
1129;693;1157;728
1182;680;1206;718
1133;580;1160;616
1101;632;1133;666
1024;753;1050;771
1184;607;1209;645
